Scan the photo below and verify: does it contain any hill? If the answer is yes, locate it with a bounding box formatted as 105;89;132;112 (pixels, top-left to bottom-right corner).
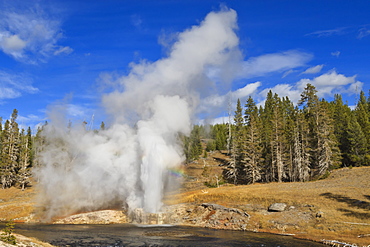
166;150;370;245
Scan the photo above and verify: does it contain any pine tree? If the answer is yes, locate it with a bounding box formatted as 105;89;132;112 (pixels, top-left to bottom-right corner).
243;96;262;184
281;97;296;181
18;127;33;190
331;94;351;166
224;99;245;184
346;112;368;166
183;125;203;163
100;121;106;130
355;91;370;152
292;109;311;181
0;110;20;189
213;124;227;150
299;84;340;177
316;99;341;175
260;91;274;182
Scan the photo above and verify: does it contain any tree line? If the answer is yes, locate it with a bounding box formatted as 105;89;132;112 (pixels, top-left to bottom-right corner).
0;109;35;189
189;83;369;185
2;83;370;189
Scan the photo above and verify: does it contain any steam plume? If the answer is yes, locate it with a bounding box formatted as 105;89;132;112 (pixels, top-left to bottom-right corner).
35;8;240;219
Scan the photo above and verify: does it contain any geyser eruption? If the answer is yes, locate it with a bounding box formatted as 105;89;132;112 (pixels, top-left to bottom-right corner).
35;8;241;219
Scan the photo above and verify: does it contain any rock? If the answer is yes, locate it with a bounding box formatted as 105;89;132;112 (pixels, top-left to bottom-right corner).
268;203;287;212
316;211;324;218
53;210;127;224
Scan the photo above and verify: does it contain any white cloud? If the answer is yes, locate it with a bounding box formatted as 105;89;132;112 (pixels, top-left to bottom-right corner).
0;34;26;58
358;27;370;39
0;6;72;63
258;71;361;105
331;51;340;57
282;69;295;78
54;46;73;55
240;50;312;78
296;71;358;97
131;14;143;29
198;81;261;115
307;27;347;37
17;113;46;132
302;64;324;74
259;84;301;105
0;71;38;100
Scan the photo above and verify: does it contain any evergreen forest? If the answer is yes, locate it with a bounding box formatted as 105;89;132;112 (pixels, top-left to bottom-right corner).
1;83;370;189
184;84;370;185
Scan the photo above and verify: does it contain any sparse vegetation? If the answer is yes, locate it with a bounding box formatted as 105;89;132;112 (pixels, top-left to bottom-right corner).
1;220;16;245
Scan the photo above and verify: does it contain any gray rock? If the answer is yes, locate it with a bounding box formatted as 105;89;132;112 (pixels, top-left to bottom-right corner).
268;203;287;212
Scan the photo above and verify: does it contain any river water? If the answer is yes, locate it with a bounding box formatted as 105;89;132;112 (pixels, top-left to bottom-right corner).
13;223;324;247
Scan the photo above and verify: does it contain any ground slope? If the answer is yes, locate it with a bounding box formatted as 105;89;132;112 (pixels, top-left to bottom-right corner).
166;151;370;245
0;151;369;245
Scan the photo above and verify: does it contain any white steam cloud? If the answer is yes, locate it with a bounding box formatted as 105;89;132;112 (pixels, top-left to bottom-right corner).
35;8;241;219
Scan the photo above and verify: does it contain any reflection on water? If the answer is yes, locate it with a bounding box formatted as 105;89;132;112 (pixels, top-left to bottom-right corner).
13;223;324;247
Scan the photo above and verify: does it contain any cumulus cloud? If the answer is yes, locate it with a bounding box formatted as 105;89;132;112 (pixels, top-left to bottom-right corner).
302;64;324;74
240;50;312;78
297;71;361;97
0;5;72;63
0;71;38;101
259;71;362;105
259;84;300;105
199;81;261;115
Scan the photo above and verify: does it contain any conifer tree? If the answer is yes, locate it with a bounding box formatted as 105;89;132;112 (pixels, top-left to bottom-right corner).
18;127;33;190
346;112;368;166
270;94;289;182
355;91;370;152
292;108;311;181
0;110;20;189
299;84;340;177
330;94;351;166
225;99;245;184
316;99;341;174
243;96;262;184
260;91;274;182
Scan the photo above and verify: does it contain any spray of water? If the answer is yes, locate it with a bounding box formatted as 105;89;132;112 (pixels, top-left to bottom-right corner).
35;8;241;220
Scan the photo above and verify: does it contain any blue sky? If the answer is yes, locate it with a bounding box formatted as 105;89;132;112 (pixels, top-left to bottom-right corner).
0;0;369;130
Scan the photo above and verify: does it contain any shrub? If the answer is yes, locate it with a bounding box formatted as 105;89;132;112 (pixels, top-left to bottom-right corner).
1;220;16;245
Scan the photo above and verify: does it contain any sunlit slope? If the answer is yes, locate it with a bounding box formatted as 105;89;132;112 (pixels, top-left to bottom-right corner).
167;153;370;245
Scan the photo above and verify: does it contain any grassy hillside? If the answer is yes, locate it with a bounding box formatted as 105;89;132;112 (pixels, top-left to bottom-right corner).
166;150;370;245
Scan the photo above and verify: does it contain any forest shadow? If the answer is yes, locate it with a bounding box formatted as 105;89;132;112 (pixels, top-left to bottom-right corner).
337;208;370;220
213;156;228;164
320;192;370;211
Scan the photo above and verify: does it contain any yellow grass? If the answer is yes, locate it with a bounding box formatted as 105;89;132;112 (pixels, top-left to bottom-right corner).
0;186;36;221
166;166;370;245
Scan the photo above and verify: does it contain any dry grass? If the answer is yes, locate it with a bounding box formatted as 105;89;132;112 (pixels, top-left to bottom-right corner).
0;186;36;221
1;152;369;245
166;159;370;246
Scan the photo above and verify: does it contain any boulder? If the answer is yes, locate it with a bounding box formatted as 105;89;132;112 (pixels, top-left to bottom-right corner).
268;203;287;212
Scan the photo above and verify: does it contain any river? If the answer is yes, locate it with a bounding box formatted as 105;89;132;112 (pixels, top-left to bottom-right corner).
12;223;325;247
